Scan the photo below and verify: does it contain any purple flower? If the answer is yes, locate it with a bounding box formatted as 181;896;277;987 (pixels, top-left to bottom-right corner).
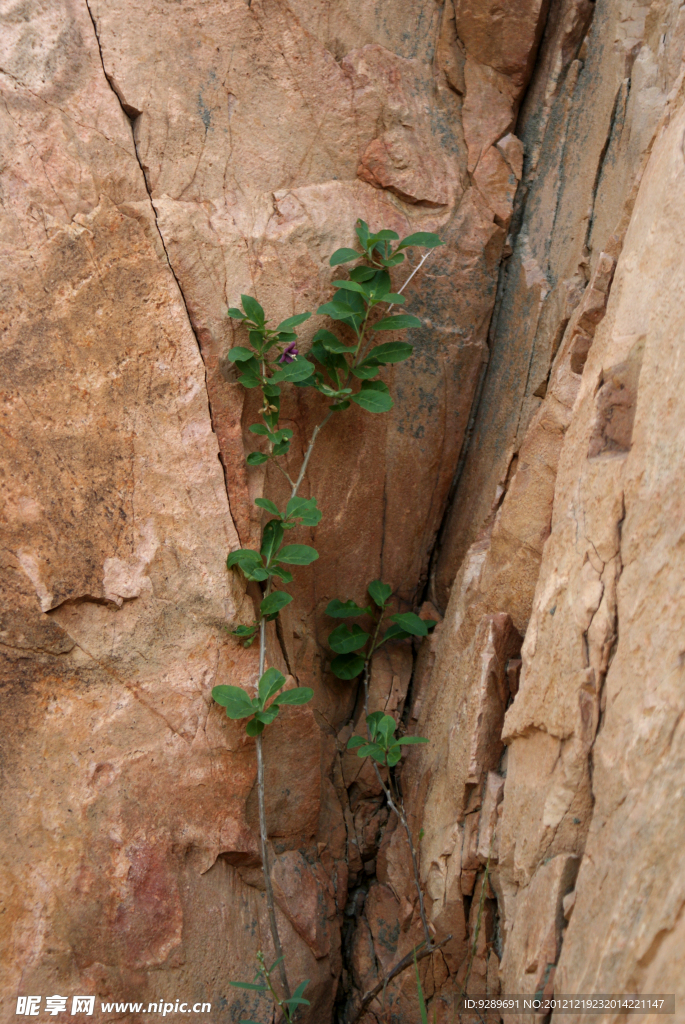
278;342;299;364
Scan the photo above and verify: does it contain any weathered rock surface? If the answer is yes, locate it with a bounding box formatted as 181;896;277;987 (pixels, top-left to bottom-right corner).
2;0;685;1022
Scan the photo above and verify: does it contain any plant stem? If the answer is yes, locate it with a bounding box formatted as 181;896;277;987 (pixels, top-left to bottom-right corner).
346;936;452;1024
290;411;333;498
255;577;291;1001
386;249;433;314
255;734;290;1001
253;406;334;1004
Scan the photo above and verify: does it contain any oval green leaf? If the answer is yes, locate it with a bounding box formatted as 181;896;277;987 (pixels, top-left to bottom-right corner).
390;611;429;636
276;312;312;330
228;347;254;363
277;544;319;566
326;598;371;618
328;623;369;654
258;667;286;704
367;341;413;364
373;314;422;331
272;686;314;706
260;590;293;617
330;652;365;679
241;294;265;325
368;580;392;608
212;685;255;719
397;231;443;250
351;389;393;413
330;247;361;266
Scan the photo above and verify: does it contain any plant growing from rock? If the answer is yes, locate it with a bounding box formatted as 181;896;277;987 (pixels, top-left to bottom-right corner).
213;220;443;1022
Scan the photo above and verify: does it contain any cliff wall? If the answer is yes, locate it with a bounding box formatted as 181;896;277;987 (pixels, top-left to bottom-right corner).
1;1;684;1022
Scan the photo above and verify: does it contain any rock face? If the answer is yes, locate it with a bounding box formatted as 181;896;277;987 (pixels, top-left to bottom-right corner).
1;0;685;1022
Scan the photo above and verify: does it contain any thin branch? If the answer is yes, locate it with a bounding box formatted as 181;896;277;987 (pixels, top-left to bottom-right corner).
387;249;433;314
346;935;453;1024
255;735;290;1000
290;410;333;498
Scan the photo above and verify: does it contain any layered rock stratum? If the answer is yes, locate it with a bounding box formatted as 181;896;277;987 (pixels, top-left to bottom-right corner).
1;1;684;1022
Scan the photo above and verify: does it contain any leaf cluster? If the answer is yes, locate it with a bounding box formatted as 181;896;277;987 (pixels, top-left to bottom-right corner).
347;711;428;768
325;579;436;680
227;497;322;644
213;667;313;737
227;222;442;468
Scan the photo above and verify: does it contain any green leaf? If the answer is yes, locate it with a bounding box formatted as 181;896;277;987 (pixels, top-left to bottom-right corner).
272;687;314;706
351;362;380;380
249;424;269;436
271;356;316;382
291;981;310;1001
377;714;397;747
330;652;366;679
260;520;284;564
330;247;361;266
254;497;281;516
285;496;322;527
230;982;268;991
312;329;356;355
267;956;285;974
382;622;410;643
246;718;265;736
349;266;377;283
260;590;293;617
284;998;311;1008
391;612;430;636
326;598;371;618
271;565;293;583
232;623;259;637
277;544;319;566
228;346;254;362
352;388;393;413
254;708;279;725
368;580;392;608
398;736;429;745
387;746;402;767
238;372;262;389
212;685;255;719
355;219;370;249
373;314;422;331
347;735;366;749
397;231;443;250
372;229;400;242
355;742;386;763
259;667;286;704
316;300;360;321
227;549;267;581
328;623;370;654
241;294;265;325
332;279;370;297
382;252;406;267
276;312;312;331
382;292;406;305
226;307;245;320
366;710;385;739
330;399;351;411
246;451;268;466
367;341;413;364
